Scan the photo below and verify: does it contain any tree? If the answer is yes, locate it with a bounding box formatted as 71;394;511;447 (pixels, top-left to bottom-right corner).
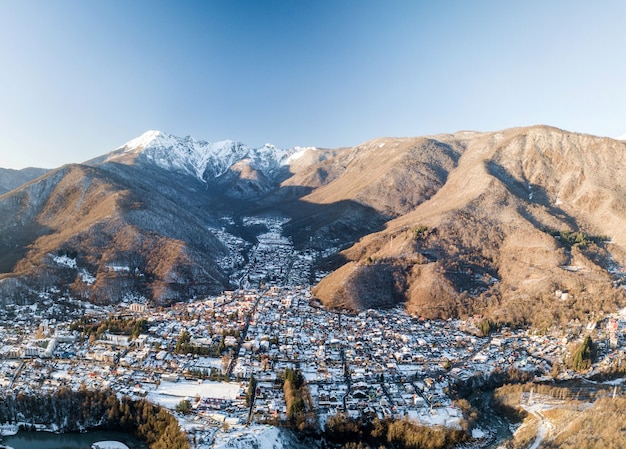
221;352;231;374
570;335;594;372
175;399;191;415
478;319;492;336
0;390;189;448
175;330;191;353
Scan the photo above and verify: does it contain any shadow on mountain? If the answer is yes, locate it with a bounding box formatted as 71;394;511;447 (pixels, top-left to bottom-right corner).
0;222;53;275
100;161;391;290
486;160;579;230
0;167;50;196
253;180;385;241
0;159;390;306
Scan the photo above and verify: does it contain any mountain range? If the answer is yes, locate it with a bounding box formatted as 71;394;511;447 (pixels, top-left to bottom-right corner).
1;126;625;326
0;167;49;195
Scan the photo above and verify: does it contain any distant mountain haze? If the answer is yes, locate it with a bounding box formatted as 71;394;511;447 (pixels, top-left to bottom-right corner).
1;126;625;326
0;167;49;195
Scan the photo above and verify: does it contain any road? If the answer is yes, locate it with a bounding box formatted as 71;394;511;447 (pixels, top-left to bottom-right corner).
521;398;554;449
226;292;263;377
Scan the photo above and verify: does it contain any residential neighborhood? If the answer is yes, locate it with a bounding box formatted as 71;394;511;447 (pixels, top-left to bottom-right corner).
0;216;625;447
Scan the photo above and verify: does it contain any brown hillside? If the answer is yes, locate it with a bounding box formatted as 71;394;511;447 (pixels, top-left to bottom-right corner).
284;137;464;217
0;164;228;304
313;126;626;326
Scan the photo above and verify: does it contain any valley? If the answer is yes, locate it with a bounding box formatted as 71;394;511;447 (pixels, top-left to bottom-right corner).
2;127;626;447
1;215;626;448
3;127;626;328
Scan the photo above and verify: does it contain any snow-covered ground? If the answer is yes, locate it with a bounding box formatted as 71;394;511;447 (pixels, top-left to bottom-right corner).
209;424;313;449
0;423;18;436
53;255;77;269
406;406;463;429
520;394;560;449
91;442;130;449
146;380;242;409
471;427;487;438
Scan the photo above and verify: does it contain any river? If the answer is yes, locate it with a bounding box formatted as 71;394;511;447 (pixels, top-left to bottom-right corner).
2;430;148;449
467;390;513;449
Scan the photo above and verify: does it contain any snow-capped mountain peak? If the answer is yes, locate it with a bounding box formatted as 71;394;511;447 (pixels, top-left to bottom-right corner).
286;146;317;164
121;129;163;151
106;131;309;183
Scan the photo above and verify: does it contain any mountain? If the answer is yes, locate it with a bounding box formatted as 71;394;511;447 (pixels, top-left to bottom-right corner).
0;131;384;305
2;126;626;327
313;126;626;326
283;136;462;217
91;130;301;197
0;167;49;195
0;163;230;304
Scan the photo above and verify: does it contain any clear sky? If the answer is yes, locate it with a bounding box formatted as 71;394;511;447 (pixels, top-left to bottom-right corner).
1;0;625;169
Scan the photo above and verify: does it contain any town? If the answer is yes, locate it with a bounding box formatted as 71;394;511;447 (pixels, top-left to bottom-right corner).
0;216;625;447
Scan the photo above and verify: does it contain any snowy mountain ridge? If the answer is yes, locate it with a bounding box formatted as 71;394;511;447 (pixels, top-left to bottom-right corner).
106;130;309;183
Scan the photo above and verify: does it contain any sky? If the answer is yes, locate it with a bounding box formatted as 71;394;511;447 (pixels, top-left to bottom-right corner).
1;0;625;169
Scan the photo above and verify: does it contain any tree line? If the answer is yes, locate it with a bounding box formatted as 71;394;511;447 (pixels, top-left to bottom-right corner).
324;413;467;449
70;316;149;341
0;388;189;449
282;367;316;432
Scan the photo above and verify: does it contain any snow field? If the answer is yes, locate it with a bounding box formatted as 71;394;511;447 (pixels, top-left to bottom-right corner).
146;380;243;410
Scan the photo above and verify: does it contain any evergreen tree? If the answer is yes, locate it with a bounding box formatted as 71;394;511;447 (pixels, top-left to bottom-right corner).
570;335;594;371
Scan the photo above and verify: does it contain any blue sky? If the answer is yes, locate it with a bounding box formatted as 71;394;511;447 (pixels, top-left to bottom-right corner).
1;1;625;169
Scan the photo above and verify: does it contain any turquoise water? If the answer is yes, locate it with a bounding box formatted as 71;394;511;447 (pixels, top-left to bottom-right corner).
2;430;148;449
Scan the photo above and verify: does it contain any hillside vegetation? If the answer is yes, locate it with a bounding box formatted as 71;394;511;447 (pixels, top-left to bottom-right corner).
0;164;228;304
313;126;626;326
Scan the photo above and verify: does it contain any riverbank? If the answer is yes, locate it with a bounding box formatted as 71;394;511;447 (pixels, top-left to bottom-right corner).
2;430;146;449
0;424;18;436
0;389;185;448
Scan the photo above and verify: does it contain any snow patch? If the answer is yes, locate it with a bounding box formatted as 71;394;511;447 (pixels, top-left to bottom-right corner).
211;425;300;449
472;427;487;438
80;269;96;285
146;380;242;410
0;423;18;436
286;146;316;164
406;406;463;429
121;292;146;303
91;442;130;449
53;255;77;269
106;265;130;272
